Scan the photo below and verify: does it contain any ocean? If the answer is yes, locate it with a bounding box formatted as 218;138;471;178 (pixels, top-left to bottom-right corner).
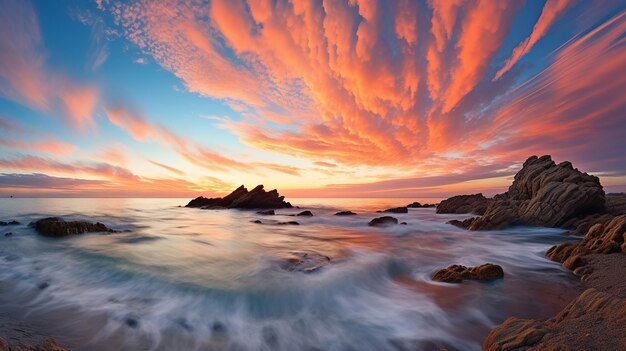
0;198;582;350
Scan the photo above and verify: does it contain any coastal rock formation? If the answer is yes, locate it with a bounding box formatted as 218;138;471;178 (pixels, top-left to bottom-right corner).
0;337;67;351
34;217;116;237
257;210;275;215
335;211;357;216
278;252;330;273
483;288;626;351
432;263;504;283
186;185;292;209
436;194;490;215
296;210;313;216
546;214;626;268
0;220;19;226
445;156;607;230
380;207;408;214
368;216;398;227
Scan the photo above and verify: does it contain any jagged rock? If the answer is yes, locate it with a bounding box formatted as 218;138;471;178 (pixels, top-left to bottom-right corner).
368;216;398;226
546;214;626;266
257;210;275;215
34;217;116;237
436;194;490;215
432;263;504;283
447;218;478;229
186;185;292;209
462;156;606;230
483;288;626;351
380;207;408;214
278;252;331;273
335;211;357;216
0;220;19;226
296;210;313;216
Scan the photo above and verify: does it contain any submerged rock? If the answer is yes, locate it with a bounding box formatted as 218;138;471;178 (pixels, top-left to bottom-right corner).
4;232;13;237
34;217;116;237
436;194;490;215
432;263;504;283
484;288;626;351
335;211;357;216
296;210;314;216
277;221;300;225
278;252;330;273
368;216;398;227
186;185;292;209
0;220;19;226
380;207;408;214
257;210;275;215
251;220;263;224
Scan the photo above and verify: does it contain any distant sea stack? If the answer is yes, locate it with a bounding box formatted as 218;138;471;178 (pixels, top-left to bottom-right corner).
186;185;292;209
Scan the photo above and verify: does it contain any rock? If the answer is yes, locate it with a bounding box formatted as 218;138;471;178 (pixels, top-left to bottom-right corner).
0;220;19;226
368;216;398;227
0;337;8;351
277;221;299;225
186;185;292;209
436;194;490;215
34;217;116;237
432;263;504;283
406;202;422;208
0;337;68;351
4;232;13;237
251;220;262;224
546;214;626;267
380;207;408;214
296;210;313;216
278;252;330;273
447;218;478;229
125;317;139;328
335;211;357;216
400;222;407;225
257;210;275;215
38;282;50;290
484;288;626;351
469;156;606;230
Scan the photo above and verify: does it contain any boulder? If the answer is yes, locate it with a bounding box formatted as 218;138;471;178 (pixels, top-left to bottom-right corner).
335;211;357;216
257;210;275;215
278;252;331;273
436;194;490;215
380;207;408;214
368;216;398;227
406;202;422;208
432;263;504;283
277;221;300;225
186;185;292;209
484;288;626;351
447;218;478;229
34;217;116;237
296;210;314;216
0;220;19;226
0;337;67;351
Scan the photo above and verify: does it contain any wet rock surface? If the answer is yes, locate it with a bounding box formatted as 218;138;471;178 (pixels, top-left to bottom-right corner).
406;202;436;208
295;210;313;216
436;194;490;215
0;337;67;351
379;207;408;214
278;252;330;273
483;288;626;351
432;263;504;283
33;217;116;237
256;210;275;215
367;216;398;226
0;220;19;226
335;211;357;216
186;185;292;209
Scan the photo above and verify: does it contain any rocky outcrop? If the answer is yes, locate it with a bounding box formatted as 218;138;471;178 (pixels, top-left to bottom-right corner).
0;337;67;351
0;220;19;226
335;211;357;216
368;216;398;226
546;214;626;268
34;217;116;237
296;210;313;216
257;210;275;215
278;252;331;273
483;288;626;351
380;207;408;214
436;194;490;215
432;263;504;283
454;156;606;230
186;185;292;209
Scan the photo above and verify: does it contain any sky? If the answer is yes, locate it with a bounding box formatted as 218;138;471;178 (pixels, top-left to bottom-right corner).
0;0;625;198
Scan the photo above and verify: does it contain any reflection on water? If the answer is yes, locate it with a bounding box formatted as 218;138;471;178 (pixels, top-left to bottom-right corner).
0;198;582;350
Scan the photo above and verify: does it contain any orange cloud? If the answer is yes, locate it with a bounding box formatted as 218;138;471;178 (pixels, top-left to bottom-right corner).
0;139;77;156
148;160;184;176
494;0;572;80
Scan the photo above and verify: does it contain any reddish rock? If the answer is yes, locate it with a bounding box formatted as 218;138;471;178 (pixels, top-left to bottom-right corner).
0;337;67;351
368;216;398;227
186;185;292;209
34;217;116;237
278;252;330;273
436;194;490;215
432;263;504;283
484;288;626;351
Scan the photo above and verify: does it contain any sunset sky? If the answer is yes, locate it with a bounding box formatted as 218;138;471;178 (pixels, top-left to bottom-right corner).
0;0;625;198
